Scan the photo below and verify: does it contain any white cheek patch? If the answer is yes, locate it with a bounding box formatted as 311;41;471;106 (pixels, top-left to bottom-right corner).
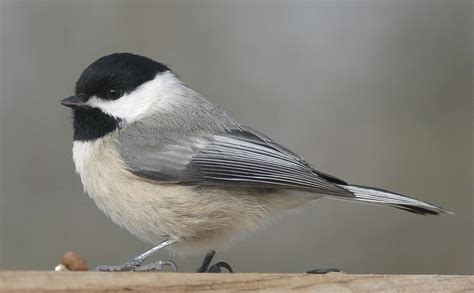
87;71;182;123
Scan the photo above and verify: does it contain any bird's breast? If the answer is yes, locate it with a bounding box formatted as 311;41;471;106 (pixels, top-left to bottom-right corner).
72;134;180;244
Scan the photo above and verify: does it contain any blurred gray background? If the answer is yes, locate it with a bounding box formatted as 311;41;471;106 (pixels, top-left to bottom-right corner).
0;0;472;274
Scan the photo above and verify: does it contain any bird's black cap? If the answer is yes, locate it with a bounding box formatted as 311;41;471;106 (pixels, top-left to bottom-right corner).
75;53;170;99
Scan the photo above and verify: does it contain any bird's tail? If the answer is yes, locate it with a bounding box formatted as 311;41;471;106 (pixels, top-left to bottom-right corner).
335;184;453;215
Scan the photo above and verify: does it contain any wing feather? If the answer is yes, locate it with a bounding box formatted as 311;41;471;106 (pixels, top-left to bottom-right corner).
118;124;351;197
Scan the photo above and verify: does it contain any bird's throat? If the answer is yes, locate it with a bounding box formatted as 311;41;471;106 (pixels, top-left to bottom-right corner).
72;108;120;141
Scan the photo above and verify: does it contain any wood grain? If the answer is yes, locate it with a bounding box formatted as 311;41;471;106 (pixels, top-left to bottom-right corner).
0;271;472;292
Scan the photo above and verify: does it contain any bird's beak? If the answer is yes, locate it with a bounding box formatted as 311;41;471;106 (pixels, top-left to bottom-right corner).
61;94;89;109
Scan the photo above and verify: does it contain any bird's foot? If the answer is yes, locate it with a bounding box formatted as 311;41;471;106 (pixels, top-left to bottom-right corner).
306;268;341;274
95;259;177;272
95;259;142;272
196;250;233;273
206;262;234;273
134;260;177;272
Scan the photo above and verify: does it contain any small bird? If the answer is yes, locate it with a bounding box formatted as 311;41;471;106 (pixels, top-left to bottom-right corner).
62;53;450;272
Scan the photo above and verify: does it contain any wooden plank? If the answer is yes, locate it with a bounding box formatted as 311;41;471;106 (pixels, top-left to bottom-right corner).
0;271;472;292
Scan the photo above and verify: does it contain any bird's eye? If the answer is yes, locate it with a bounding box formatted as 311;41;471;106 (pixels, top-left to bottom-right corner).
107;89;124;100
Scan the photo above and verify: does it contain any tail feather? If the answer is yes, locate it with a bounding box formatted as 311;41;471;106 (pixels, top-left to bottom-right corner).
336;184;452;216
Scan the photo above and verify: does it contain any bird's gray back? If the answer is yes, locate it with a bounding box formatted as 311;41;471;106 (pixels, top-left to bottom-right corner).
117;90;350;196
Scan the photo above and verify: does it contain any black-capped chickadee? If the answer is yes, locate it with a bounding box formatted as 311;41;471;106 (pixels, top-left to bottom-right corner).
62;53;451;272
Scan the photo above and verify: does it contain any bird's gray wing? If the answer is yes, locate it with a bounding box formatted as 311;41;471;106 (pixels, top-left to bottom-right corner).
235;125;349;186
117;124;351;196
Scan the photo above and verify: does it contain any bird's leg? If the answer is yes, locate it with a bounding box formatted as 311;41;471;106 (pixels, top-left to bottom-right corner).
196;250;233;273
196;250;215;272
95;239;177;272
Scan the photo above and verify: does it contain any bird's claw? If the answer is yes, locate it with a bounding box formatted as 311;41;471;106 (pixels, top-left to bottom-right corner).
306;268;341;274
196;250;233;273
134;260;177;272
95;260;177;272
207;261;234;273
95;260;142;272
